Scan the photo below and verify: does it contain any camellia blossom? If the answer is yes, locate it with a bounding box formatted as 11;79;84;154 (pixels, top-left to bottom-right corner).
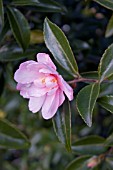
14;53;73;119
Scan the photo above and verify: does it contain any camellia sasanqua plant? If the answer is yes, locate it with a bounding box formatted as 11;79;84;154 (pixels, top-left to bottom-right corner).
1;0;113;170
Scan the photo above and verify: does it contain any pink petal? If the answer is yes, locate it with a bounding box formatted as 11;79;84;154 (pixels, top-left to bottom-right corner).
42;90;59;119
33;73;47;88
28;95;46;113
58;76;73;101
17;83;48;98
28;84;48;97
14;61;39;84
19;60;36;69
42;93;55;115
47;86;58;95
37;53;56;70
45;76;57;88
39;68;58;75
59;89;65;106
16;83;31;98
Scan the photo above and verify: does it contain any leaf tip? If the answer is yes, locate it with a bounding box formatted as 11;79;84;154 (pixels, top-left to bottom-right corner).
44;17;49;23
87;121;92;127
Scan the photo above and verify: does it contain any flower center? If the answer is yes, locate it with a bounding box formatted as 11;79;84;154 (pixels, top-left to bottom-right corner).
44;76;57;88
51;78;57;83
42;78;45;84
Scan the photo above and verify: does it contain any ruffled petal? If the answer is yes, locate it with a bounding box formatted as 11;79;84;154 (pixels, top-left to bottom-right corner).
59;89;65;106
47;86;58;95
17;83;48;98
37;53;56;70
58;76;73;101
39;68;58;75
14;61;39;84
45;75;57;88
16;83;31;98
28;95;46;113
28;84;48;97
42;89;59;119
42;93;55;115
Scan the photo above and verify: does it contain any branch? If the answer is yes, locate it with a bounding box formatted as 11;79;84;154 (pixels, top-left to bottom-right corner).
68;77;98;84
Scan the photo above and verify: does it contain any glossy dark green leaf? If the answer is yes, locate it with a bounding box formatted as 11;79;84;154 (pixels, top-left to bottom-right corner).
44;18;79;78
105;133;113;146
98;96;113;113
0;0;4;27
72;136;107;155
98;44;113;82
99;83;113;97
0;18;10;43
0;119;30;149
65;156;91;170
108;74;113;80
7;7;30;51
94;0;113;11
76;83;100;127
11;0;40;5
52;100;71;152
81;71;98;79
0;46;39;61
105;14;113;38
11;0;67;13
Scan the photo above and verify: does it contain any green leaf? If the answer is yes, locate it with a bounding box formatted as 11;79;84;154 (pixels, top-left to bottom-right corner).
81;71;98;80
44;18;79;78
108;74;113;80
76;83;100;127
0;68;4;96
11;0;40;5
98;95;113;113
94;0;113;11
11;0;67;13
7;7;30;51
105;133;113;146
98;44;113;82
52;100;71;152
105;14;113;38
99;83;113;97
0;17;9;43
65;156;91;170
72;135;108;155
0;46;40;61
0;119;30;149
55;60;75;81
0;0;4;28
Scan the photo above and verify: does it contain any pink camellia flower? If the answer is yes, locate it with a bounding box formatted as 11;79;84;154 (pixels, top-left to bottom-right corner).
14;53;73;119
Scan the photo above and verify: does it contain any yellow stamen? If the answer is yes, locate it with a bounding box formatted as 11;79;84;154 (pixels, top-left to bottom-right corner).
51;78;57;83
42;79;45;84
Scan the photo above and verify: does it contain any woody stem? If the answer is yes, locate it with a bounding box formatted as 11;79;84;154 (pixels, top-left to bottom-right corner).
68;77;98;84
